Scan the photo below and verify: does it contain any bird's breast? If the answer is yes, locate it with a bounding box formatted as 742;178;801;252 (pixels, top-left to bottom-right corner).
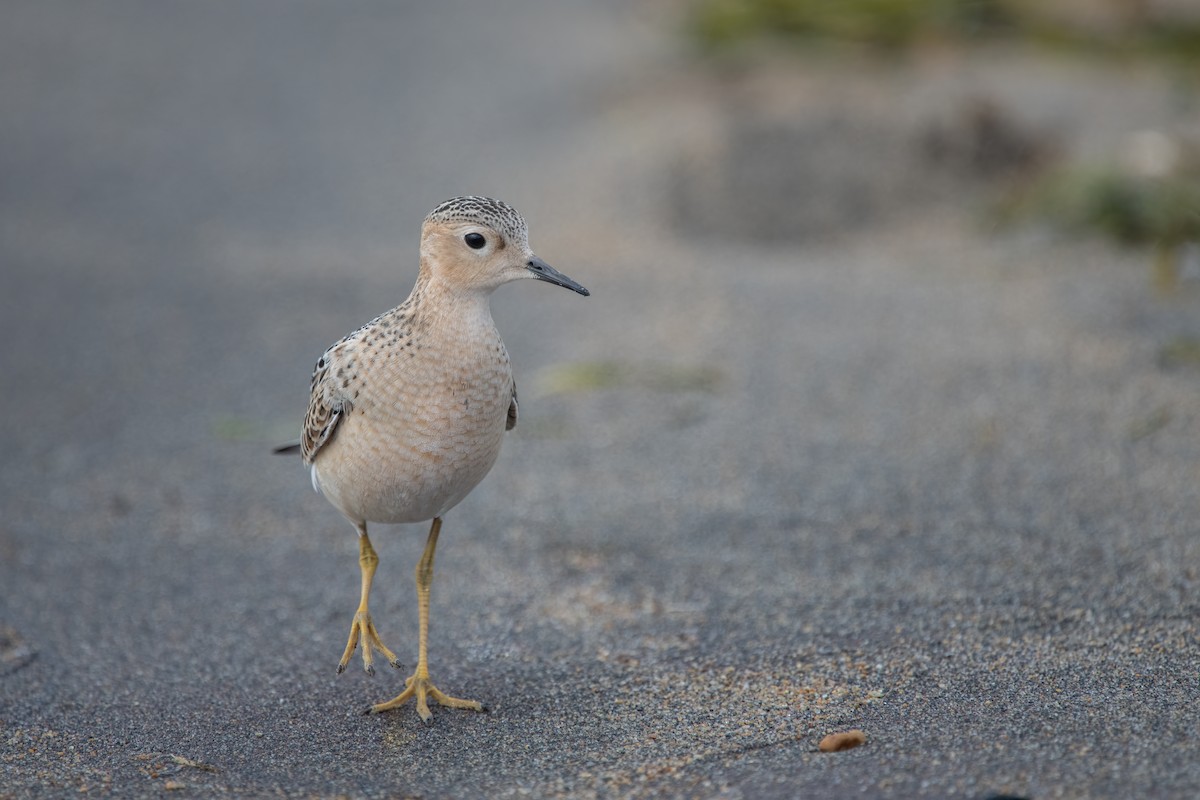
312;326;514;524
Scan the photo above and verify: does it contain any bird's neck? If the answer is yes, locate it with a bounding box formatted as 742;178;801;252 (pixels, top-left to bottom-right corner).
409;270;497;334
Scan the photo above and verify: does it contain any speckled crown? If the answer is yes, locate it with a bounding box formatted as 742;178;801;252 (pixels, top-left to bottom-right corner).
425;196;528;244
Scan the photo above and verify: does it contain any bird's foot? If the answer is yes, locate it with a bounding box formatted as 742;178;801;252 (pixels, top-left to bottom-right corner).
365;669;484;723
337;610;402;676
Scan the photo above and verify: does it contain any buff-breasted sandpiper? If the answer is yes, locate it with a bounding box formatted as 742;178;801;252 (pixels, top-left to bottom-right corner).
277;196;589;721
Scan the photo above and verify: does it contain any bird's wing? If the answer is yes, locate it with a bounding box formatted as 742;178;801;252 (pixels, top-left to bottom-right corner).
301;340;355;464
506;379;518;431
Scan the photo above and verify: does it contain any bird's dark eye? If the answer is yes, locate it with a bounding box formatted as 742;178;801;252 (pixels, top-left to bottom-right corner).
464;233;486;250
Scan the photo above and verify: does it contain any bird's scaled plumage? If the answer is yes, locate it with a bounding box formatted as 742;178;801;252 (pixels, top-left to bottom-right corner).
283;196;587;722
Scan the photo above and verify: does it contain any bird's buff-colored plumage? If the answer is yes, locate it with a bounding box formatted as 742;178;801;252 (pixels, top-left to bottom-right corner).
280;196;588;721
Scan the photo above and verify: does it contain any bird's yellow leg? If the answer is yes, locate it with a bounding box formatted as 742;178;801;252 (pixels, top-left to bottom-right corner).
368;517;484;722
338;524;402;675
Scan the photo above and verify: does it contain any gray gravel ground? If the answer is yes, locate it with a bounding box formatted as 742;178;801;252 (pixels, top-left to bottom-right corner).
2;2;1198;798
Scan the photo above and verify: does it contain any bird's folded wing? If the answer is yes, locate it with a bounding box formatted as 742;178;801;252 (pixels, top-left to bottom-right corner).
301;343;353;464
506;380;518;431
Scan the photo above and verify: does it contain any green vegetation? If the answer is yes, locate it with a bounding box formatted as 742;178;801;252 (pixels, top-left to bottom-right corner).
996;128;1200;277
994;136;1200;294
1013;164;1200;248
533;361;723;396
213;415;297;444
1158;336;1200;370
691;0;1012;49
1126;405;1172;440
688;0;1200;60
686;1;1200;275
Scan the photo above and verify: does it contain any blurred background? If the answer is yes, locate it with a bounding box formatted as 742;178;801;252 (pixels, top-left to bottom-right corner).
2;1;1198;796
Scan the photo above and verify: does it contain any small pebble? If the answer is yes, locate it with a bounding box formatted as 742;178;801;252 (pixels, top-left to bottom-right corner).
818;729;867;752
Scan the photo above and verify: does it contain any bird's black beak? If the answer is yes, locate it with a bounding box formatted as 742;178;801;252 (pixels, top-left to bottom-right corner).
527;256;589;296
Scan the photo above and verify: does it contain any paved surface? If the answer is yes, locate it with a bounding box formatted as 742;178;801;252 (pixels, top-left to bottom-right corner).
2;2;1198;798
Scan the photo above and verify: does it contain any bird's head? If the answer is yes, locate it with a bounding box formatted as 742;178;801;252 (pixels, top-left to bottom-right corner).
418;196;590;297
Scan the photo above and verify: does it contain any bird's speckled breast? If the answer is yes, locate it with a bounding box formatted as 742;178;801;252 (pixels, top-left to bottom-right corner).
312;300;514;525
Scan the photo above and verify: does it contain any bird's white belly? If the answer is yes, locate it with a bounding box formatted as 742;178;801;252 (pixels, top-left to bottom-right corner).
312;375;510;525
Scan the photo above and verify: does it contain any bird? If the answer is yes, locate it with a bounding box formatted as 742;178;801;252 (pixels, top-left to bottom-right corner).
276;196;589;721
